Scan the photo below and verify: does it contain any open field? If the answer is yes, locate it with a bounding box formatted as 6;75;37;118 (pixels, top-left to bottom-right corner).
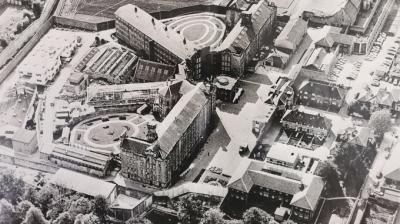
76;0;214;18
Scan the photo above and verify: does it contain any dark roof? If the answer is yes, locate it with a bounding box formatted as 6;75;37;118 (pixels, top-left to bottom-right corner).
281;109;332;130
156;84;209;158
299;80;344;100
134;59;175;83
121;138;152;155
12;128;36;144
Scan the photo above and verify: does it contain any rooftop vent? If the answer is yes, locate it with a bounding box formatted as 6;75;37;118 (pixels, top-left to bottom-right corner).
183;38;186;45
134;7;137;12
164;26;168;32
151;18;155;25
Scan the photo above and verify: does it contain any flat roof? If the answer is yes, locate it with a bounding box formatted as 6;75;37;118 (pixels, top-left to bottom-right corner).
12;128;36;144
51;168;116;198
267;143;299;164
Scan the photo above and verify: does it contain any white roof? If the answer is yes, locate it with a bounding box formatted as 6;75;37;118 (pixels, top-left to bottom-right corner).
267;143;299;164
51;169;116;198
154;182;228;198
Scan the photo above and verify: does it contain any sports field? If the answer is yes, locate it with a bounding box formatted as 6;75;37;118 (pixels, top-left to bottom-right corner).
76;0;214;19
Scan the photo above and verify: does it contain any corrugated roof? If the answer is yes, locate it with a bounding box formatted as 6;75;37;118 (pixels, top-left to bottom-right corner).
115;4;196;60
156;83;209;158
52;169;116;198
134;59;175;83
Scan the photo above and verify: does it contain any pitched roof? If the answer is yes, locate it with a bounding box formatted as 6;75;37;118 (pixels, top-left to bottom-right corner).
12;128;36;144
134;59;175;83
156;83;209;158
216;0;275;54
299;80;345;100
275;17;308;50
281;109;332;130
115;4;196;60
227;160;324;210
51;169;116;198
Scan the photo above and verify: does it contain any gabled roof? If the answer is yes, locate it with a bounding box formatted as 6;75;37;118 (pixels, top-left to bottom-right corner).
315;35;335;48
115;4;196;60
304;47;328;70
227;160;324;211
134;59;175;83
281;109;332;130
156;83;209;158
275;17;308;51
299;80;345;100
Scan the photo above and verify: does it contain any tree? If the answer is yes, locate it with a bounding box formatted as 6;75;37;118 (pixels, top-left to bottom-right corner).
92;196;108;223
32;3;42;19
242;207;276;224
200;209;225;224
23;186;38;206
315;161;343;197
69;197;92;218
0;199;16;224
282;220;297;224
37;185;59;215
23;207;48;224
226;220;244;224
53;212;74;224
178;194;207;224
0;169;26;204
126;217;153;224
15;200;34;224
369;109;392;137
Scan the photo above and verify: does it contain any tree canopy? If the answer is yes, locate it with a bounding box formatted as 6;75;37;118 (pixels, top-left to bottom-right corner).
23;207;48;224
0;169;26;204
126;217;153;224
200;208;225;224
369;109;392;137
242;207;277;224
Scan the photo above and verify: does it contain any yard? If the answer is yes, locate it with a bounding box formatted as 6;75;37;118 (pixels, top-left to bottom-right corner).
314;199;354;224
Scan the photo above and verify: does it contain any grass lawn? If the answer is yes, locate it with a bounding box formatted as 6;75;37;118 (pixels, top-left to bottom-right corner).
314;199;353;224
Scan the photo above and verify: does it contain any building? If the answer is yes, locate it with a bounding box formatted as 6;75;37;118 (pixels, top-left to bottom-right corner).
86;82;168;109
49;144;111;177
337;127;375;149
225;159;324;222
302;0;362;27
213;76;239;102
213;0;277;77
62;72;88;96
259;76;294;116
17;30;78;85
382;144;400;194
297;80;347;113
281;109;332;140
274;17;308;57
115;4;196;66
299;47;336;82
11;128;37;154
51;168;117;203
315;26;354;55
120;83;215;187
266;145;300;169
133;59;175;83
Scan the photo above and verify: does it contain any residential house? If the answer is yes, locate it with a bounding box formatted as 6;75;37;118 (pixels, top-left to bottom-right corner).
315;26;354;55
297;80;347;113
299;47;336;82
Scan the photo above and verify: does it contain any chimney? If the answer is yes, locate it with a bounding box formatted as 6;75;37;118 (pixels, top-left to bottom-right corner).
183;38;186;45
151;18;155;26
146;121;158;142
134;7;137;13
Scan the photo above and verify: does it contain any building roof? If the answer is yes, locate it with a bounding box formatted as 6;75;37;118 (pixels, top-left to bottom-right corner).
158;80;195;98
214;76;238;91
275;17;308;51
315;26;354;47
299;80;345;100
121;138;152;155
303;47;335;71
266;144;299;165
134;59;175;83
156;83;209;158
375;88;394;107
281;109;332;130
51;169;116;198
68;72;85;85
115;4;196;61
216;0;276;54
228;160;324;211
383;143;400;182
110;194;142;210
12;128;36;144
154;182;228;199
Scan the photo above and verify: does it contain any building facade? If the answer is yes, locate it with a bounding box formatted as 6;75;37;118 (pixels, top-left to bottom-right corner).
11;128;37;154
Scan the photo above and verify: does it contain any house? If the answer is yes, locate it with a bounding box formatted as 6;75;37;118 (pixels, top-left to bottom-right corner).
337;127;375;149
350;87;397;118
133;59;175;83
225;159;324;222
51;168;117;203
11;128;37;154
281;109;332;139
274;17;308;56
299;47;336;82
382;144;400;195
264;50;290;69
297;80;347;113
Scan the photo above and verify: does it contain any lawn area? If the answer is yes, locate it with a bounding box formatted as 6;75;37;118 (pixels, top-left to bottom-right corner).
76;0;214;18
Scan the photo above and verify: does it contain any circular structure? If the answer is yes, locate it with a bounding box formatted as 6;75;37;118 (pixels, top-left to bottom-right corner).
168;14;226;49
84;120;138;148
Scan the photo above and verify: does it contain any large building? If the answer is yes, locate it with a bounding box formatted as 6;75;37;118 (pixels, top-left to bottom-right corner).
115;4;196;66
120;83;215;187
225;159;324;222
